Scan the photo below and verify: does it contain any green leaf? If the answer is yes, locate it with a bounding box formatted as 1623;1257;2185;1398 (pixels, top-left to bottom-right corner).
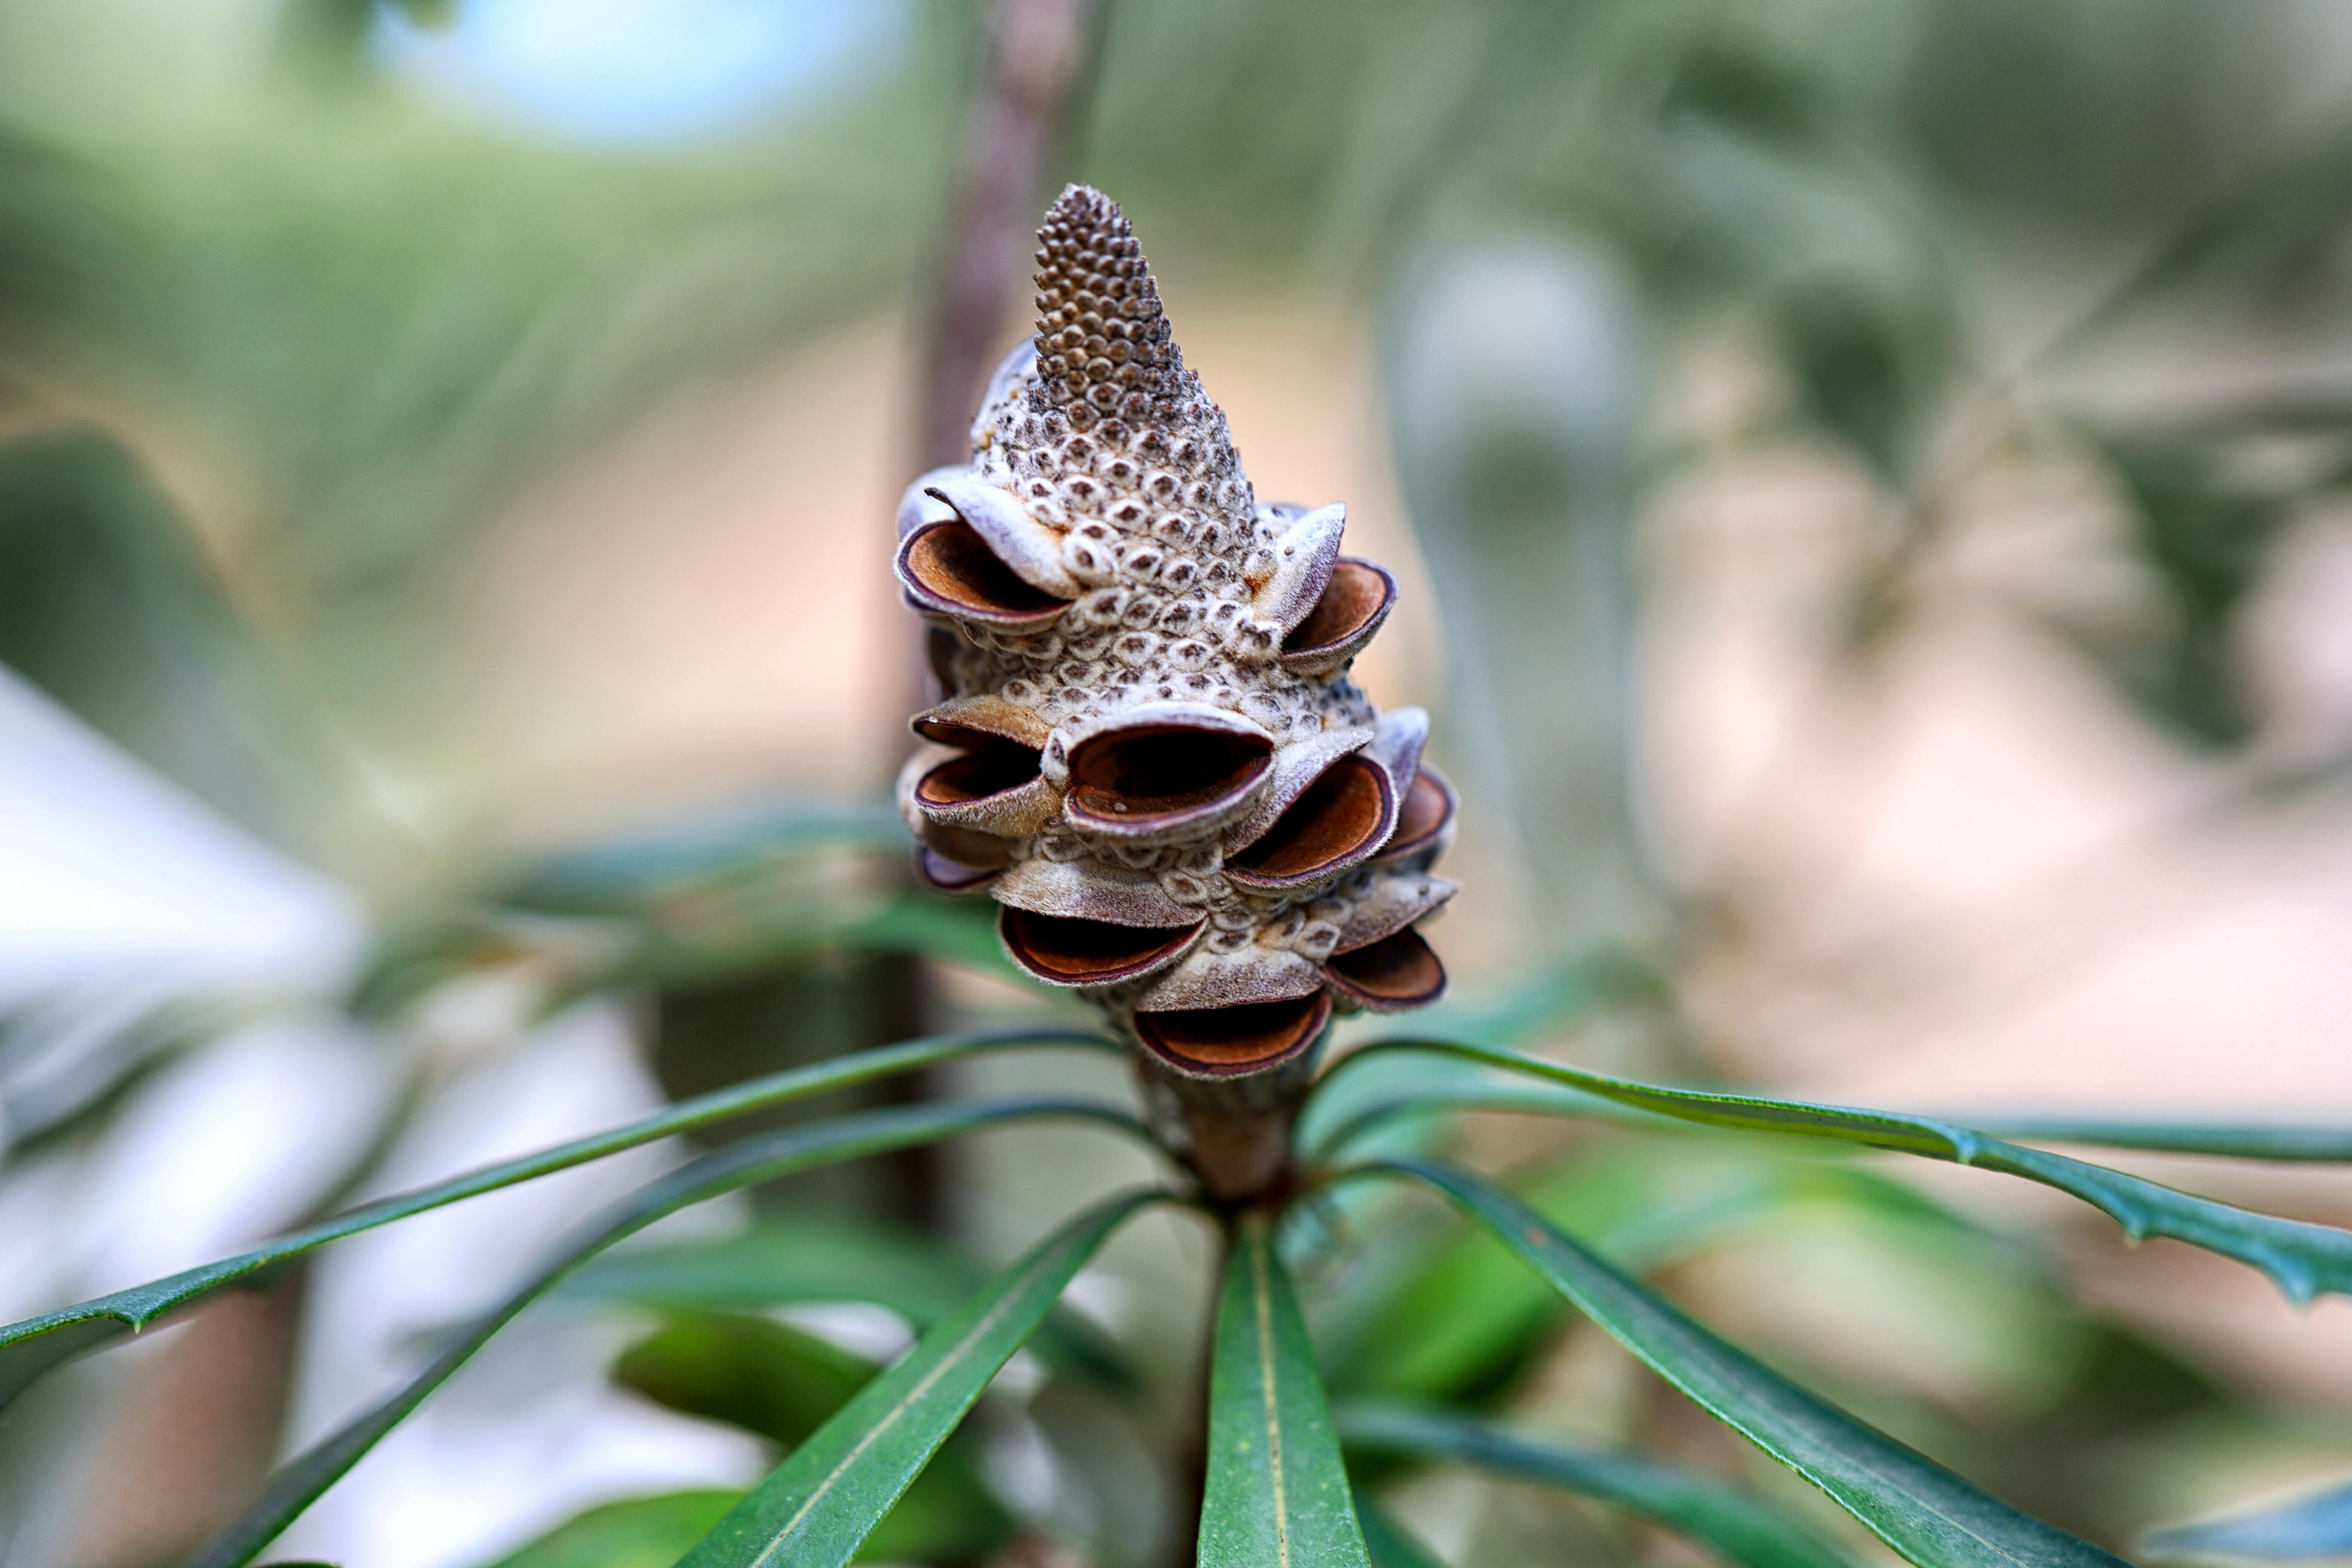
0;1026;1116;1411
1321;1039;2352;1303
614;1315;1010;1563
0;429;299;834
675;1186;1171;1568
1356;1158;2126;1568
2064;435;2288;749
1199;1212;1373;1568
568;1212;1132;1389
1355;1500;1446;1568
1305;1079;1673;1163
1338;1402;1865;1568
476;1491;741;1568
501;800;909;913
620;1314;880;1446
2143;1477;2352;1562
1957;1119;2352;1163
490;807;1017;992
1331;1140;1909;1405
184;1098;1150;1568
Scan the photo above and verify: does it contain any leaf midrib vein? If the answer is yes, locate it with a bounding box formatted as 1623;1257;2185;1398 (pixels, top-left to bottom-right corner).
1253;1228;1290;1568
750;1250;1049;1566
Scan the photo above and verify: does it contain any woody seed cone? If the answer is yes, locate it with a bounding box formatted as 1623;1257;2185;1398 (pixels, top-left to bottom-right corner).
895;186;1459;1195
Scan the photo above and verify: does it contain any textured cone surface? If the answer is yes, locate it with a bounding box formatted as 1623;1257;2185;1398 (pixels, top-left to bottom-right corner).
895;184;1459;1071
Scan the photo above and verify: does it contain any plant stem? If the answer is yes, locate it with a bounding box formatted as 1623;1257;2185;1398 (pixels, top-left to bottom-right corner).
914;0;1110;473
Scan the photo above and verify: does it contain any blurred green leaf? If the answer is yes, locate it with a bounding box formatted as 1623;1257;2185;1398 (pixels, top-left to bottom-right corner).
1380;231;1652;947
0;124;110;352
0;989;225;1170
619;1313;875;1449
1356;1500;1447;1568
570;1211;1132;1389
616;1314;1009;1564
1326;1040;2352;1303
344;795;1020;1014
0;1029;1115;1413
475;1491;740;1568
80;92;954;602
675;1187;1170;1568
1199;1212;1372;1568
2061;435;2292;747
1331;1127;2021;1410
186;1097;1148;1568
2145;1477;2352;1562
0;428;300;835
502;802;907;913
1338;1402;1867;1568
1331;1138;1735;1404
1364;1159;2125;1568
1772;266;1951;484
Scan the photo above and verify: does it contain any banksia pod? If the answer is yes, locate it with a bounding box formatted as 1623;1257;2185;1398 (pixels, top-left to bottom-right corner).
896;185;1458;1198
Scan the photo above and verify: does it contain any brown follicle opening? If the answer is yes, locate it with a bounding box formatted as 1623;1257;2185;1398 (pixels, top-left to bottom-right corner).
1000;907;1203;985
1066;724;1273;828
903;522;1071;620
1226;753;1393;888
1378;766;1456;862
1134;992;1331;1077
1283;558;1394;658
914;738;1043;807
1326;927;1447;1009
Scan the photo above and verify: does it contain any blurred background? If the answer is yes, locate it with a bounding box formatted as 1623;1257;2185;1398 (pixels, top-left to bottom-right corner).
7;0;2352;1564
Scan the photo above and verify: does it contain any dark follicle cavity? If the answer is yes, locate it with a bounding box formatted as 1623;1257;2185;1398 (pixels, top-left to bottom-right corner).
1377;766;1456;862
1226;754;1393;888
903;522;1070;621
1325;926;1447;1008
1135;992;1331;1076
915;737;1044;807
1000;907;1203;985
1282;558;1394;660
1066;724;1273;827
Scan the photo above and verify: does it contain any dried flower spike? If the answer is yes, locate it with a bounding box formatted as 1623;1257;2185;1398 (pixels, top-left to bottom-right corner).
896;185;1458;1197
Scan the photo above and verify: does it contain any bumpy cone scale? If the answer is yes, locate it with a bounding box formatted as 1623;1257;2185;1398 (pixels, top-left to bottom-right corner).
896;186;1459;1198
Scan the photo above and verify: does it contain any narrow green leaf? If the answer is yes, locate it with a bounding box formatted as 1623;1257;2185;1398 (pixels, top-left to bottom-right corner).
0;1026;1116;1410
1321;1039;2352;1303
185;1098;1149;1568
1357;1158;2126;1568
612;1314;1011;1562
1338;1402;1865;1568
1958;1119;2352;1163
2143;1477;2352;1561
1305;1080;1672;1162
675;1186;1171;1568
1355;1500;1446;1568
1328;1141;2000;1408
1199;1213;1373;1568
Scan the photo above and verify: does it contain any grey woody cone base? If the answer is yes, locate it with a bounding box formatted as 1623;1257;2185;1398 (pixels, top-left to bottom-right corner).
896;184;1460;1199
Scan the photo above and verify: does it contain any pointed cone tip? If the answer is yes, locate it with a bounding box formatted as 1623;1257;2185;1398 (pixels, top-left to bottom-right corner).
1030;185;1178;418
